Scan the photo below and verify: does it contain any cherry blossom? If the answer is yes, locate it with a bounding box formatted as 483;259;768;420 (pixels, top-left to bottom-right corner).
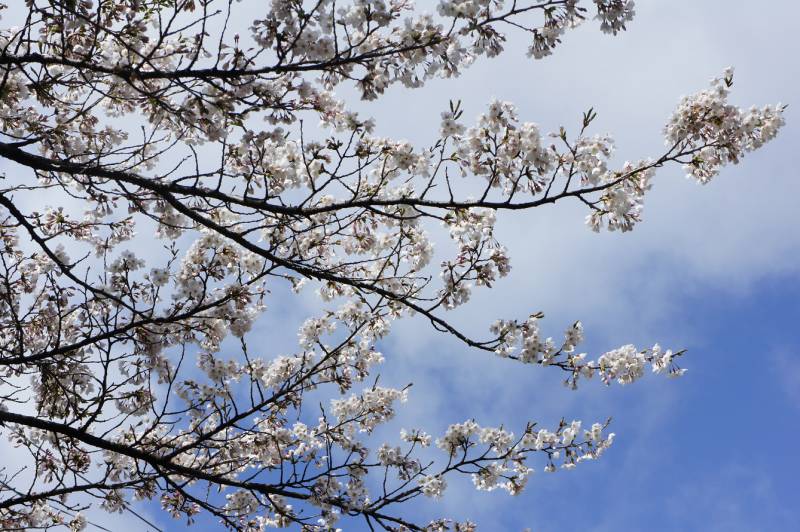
0;1;784;530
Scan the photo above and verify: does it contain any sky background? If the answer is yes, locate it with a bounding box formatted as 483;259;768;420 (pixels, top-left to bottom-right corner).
3;1;799;531
352;2;800;529
321;1;800;529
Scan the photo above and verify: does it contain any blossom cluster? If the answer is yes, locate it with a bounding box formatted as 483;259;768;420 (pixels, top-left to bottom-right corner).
665;69;786;183
430;417;615;496
491;317;687;388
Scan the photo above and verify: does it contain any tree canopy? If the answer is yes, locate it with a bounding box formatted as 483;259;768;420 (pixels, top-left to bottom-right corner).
0;1;784;530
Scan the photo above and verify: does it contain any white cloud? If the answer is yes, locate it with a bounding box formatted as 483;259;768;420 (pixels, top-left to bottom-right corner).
773;347;800;409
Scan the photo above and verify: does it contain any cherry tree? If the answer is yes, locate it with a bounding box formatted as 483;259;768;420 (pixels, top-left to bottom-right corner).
0;0;784;530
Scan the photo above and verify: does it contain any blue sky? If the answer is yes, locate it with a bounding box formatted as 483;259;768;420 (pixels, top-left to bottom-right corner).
344;2;800;529
3;1;797;530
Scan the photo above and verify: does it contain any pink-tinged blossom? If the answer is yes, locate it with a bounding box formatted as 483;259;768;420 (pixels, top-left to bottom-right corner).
0;1;783;530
